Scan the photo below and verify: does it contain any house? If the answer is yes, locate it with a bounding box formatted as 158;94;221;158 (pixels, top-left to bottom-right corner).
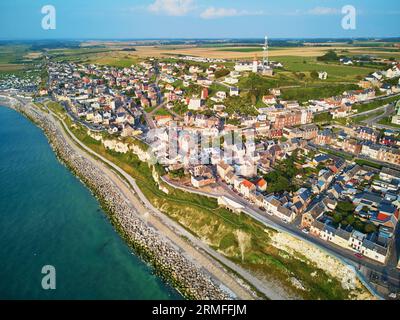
154;115;173;126
263;196;296;223
318;71;328;80
217;161;234;181
312;154;330;166
353;191;383;209
215;91;227;100
249;192;265;208
230;87;239;97
315;129;333;145
371;202;399;229
380;83;392;94
380;167;400;182
239;179;256;198
190;165;216;188
340;58;353;65
349;230;366;251
311;221;388;263
343;139;362;155
116;112;126;123
302;201;326;229
236;160;257;178
234;61;254;72
224;171;236;185
254;178;267;192
233;176;244;191
328;183;344;199
358;126;378;143
188;98;204;111
360;239;388;264
121;124;135;137
262;95;277;105
329;158;346;174
270;88;281;96
294;188;313;207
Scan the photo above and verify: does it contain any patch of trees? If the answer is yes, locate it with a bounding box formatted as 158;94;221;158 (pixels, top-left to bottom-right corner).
214;68;230;79
264;151;303;193
169;168;186;179
317;50;342;62
330;201;377;234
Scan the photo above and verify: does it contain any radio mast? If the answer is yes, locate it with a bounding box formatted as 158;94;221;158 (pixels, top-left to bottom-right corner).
263;35;269;69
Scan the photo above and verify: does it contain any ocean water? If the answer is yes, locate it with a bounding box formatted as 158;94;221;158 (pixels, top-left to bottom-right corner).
0;106;181;300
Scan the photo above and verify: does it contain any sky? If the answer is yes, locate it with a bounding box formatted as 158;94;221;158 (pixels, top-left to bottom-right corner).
0;0;399;40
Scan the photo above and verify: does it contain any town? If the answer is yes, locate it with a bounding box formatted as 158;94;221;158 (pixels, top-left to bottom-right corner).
2;43;400;298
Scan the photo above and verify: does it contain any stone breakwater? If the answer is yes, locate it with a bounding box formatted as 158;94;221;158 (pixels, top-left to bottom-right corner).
7;100;229;300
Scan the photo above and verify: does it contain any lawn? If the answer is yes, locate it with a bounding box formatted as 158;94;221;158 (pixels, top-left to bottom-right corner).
277;56;376;82
352;110;385;124
281;83;359;102
314;112;333;124
377;116;400;129
353;96;400;114
355;159;383;170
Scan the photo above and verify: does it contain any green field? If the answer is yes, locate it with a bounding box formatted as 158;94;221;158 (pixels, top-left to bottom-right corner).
281;83;359;102
277;56;376;82
0;44;35;73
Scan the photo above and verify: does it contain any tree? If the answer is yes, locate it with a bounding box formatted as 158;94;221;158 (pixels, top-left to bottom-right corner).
333;212;343;224
295;72;306;81
345;215;355;226
364;223;377;234
337;201;355;214
353;220;365;232
215;69;230;79
317;50;339;62
310;70;319;80
265;171;290;193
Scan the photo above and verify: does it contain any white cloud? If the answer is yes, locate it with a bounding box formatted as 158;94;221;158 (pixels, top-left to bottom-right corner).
200;7;263;19
148;0;195;16
307;7;340;15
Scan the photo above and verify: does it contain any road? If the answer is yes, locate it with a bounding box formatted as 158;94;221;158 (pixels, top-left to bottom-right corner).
348;102;395;119
41;100;290;300
362;104;395;126
309;141;400;171
163;176;399;299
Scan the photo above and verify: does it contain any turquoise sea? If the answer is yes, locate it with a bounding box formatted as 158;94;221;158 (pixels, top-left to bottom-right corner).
0;106;181;300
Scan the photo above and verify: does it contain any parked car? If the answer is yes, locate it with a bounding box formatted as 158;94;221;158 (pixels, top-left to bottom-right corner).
354;253;364;259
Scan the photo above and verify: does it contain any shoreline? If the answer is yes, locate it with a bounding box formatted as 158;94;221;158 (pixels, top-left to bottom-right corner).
0;97;232;300
0;94;380;300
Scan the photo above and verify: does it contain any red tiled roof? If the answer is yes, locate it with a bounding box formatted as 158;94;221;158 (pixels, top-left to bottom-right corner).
241;179;254;189
255;178;267;187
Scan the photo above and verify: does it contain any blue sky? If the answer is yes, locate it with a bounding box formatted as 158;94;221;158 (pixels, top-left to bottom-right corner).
0;0;399;39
